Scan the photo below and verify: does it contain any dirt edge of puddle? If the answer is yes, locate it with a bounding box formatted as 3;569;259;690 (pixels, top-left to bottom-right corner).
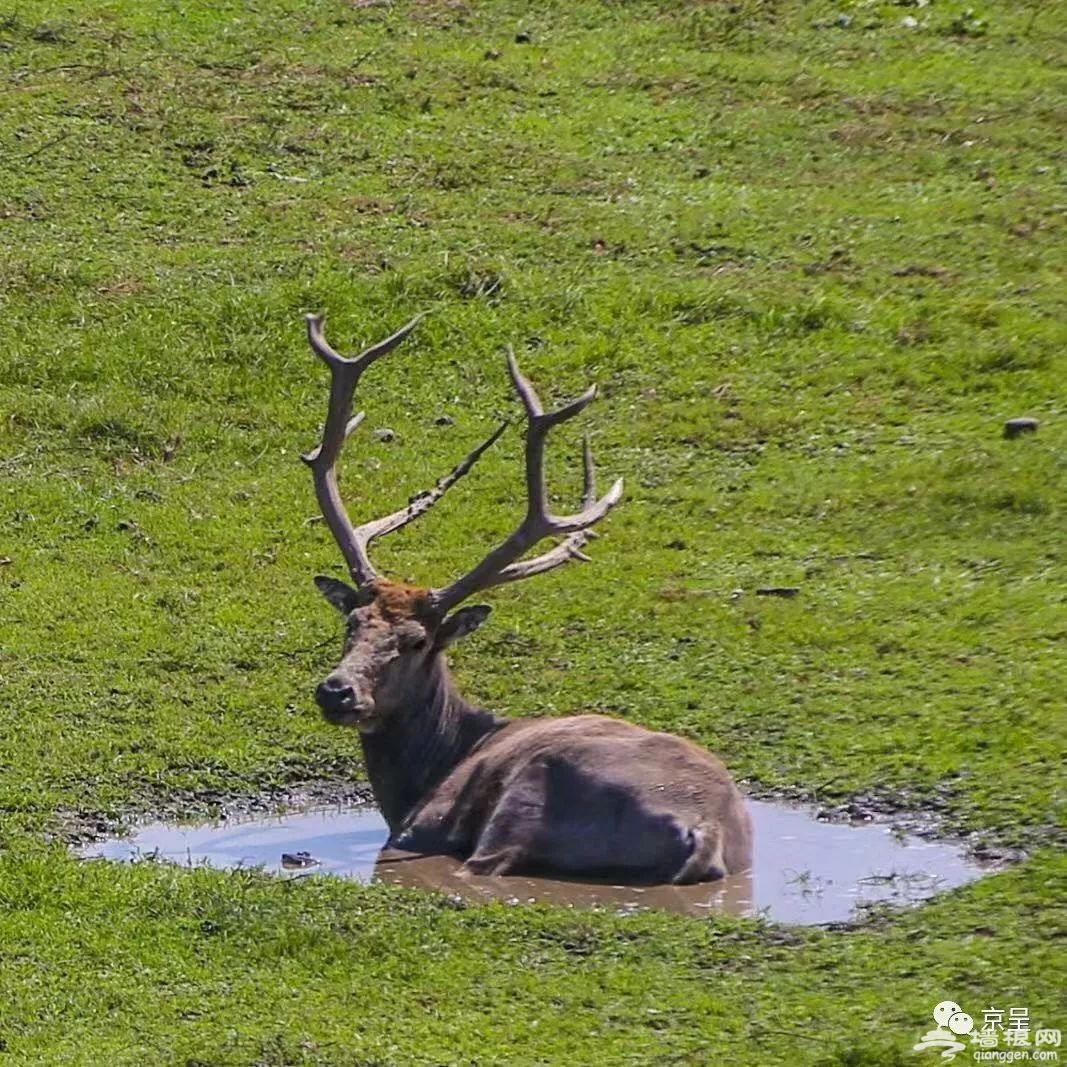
53;778;377;847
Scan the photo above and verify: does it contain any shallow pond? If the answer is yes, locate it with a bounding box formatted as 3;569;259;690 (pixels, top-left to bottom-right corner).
79;798;997;925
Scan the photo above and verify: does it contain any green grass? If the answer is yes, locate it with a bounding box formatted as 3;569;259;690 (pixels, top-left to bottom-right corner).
1;1;1065;1063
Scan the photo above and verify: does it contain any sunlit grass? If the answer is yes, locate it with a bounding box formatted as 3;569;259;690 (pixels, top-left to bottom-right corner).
0;1;1064;1063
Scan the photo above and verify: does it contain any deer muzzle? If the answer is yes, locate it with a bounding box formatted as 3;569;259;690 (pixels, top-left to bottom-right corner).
315;674;375;725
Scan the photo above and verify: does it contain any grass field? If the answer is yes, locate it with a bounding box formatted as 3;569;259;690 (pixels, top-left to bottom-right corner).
1;1;1065;1063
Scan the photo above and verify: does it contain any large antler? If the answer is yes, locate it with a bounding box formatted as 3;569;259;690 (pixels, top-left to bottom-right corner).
429;348;623;615
302;313;505;588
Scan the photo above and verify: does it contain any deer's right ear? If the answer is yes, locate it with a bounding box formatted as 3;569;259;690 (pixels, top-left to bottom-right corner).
314;576;361;615
436;605;492;649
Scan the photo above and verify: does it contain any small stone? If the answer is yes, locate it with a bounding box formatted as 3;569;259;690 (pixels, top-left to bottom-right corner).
372;428;397;443
514;31;532;43
1003;417;1039;440
433;414;454;427
281;851;319;869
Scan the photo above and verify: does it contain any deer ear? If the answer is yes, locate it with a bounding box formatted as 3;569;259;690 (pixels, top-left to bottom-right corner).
314;575;361;615
436;605;492;649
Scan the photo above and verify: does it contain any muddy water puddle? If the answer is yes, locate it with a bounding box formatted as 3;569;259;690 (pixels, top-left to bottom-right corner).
80;799;995;925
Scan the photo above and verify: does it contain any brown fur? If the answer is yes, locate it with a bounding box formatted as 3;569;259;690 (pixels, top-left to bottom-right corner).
316;580;753;884
373;582;435;622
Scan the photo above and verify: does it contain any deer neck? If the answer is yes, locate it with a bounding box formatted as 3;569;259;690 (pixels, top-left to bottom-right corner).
359;654;503;831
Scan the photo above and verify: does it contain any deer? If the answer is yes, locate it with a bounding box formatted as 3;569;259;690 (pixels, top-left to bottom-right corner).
301;313;752;884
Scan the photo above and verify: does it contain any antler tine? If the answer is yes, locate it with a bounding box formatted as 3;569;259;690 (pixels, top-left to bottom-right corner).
430;354;623;614
353;420;510;545
303;313;424;586
306;311;425;371
302;312;507;589
485;436;600;583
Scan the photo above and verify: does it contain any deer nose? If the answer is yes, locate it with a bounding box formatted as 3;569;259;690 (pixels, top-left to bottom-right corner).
315;676;358;715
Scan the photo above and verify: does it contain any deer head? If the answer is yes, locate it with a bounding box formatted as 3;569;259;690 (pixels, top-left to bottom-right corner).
302;313;622;731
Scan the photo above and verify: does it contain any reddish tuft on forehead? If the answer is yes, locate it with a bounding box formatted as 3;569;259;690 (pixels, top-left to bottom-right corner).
371;580;436;622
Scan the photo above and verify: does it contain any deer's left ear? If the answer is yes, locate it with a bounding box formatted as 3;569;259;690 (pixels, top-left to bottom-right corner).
314;575;361;615
436;605;492;649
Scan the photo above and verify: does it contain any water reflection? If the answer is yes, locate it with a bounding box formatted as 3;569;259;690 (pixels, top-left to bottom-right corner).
80;799;995;925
